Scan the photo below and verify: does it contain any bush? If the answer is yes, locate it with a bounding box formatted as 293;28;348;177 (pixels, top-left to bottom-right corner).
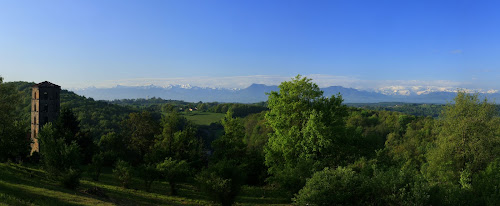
113;160;132;188
370;167;431;206
61;168;81;189
294;167;369;205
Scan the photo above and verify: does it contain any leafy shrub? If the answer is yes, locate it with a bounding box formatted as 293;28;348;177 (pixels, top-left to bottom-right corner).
294;167;368;205
61;168;81;189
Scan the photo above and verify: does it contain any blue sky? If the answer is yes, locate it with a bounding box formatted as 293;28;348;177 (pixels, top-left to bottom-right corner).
1;0;499;92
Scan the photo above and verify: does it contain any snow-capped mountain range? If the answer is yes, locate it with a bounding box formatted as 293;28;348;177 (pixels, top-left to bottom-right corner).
72;84;500;104
373;86;498;96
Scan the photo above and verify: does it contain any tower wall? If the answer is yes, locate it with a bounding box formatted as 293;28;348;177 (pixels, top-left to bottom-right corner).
31;81;61;154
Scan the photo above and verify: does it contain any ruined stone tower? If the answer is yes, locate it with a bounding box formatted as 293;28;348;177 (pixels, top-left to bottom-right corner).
31;81;61;154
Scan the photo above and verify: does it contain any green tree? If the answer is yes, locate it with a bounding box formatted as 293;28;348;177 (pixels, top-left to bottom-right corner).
424;92;500;187
55;108;81;143
211;111;246;161
147;111;203;168
38;123;82;189
138;163;161;192
156;157;189;195
196;111;248;205
113;159;132;188
242;112;272;185
196;160;246;206
55;107;96;164
0;77;30;162
98;132;125;165
385;117;436;171
264;75;348;193
473;158;500;205
88;153;105;181
122;111;160;164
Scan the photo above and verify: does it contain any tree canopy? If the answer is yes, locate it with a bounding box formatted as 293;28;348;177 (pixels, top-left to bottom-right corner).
264;75;348;193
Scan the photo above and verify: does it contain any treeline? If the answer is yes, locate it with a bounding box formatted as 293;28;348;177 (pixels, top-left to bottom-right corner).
348;102;444;117
1;76;500;205
349;102;500;119
112;97;268;118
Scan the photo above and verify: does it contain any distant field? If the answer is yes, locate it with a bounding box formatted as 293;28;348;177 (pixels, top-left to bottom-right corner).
0;163;290;206
182;112;226;125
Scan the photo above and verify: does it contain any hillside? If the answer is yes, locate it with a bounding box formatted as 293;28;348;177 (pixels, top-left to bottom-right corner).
0;163;289;206
6;81;137;139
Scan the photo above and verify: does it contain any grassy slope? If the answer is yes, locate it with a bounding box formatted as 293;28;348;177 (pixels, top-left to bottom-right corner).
182;112;225;126
0;163;290;206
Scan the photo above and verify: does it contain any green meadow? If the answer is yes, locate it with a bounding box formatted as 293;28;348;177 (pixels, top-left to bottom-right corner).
182;112;226;126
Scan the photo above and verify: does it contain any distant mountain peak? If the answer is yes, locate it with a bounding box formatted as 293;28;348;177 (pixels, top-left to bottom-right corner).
72;84;500;104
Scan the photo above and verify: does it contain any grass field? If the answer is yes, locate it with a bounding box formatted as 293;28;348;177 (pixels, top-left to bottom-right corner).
0;162;290;206
182;112;226;126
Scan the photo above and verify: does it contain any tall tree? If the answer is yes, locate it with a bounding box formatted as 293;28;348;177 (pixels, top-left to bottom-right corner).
424;92;500;187
55;108;95;164
196;111;248;206
211;111;246;161
147;111;203;168
0;77;30;161
122;111;160;164
264;75;348;194
38;123;82;189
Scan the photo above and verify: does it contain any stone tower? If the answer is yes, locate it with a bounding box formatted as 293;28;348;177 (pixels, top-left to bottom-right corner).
31;81;61;154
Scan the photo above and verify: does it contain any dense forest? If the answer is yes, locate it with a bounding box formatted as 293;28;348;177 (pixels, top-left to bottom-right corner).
1;75;500;205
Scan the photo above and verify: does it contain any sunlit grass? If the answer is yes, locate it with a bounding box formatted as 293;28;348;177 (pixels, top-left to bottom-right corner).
182;112;225;126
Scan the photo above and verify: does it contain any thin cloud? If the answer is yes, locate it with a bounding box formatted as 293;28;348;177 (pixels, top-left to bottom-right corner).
451;49;463;54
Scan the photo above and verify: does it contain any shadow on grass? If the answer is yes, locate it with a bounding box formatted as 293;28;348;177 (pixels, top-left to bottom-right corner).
0;163;113;206
1;163;290;206
80;177;213;206
83;167;212;204
0;182;82;206
0;163;91;197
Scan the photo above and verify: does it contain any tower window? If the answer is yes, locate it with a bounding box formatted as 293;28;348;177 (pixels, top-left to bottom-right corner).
44;116;48;124
34;117;37;125
43;92;48;100
44;104;48;112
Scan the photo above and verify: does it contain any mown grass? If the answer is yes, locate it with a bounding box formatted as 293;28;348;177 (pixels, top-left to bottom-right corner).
0;163;291;206
182;112;225;126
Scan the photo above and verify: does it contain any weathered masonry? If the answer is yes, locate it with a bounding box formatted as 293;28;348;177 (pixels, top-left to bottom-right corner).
31;81;61;154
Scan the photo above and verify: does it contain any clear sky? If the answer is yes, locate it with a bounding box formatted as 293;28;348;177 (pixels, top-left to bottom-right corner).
1;0;499;92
